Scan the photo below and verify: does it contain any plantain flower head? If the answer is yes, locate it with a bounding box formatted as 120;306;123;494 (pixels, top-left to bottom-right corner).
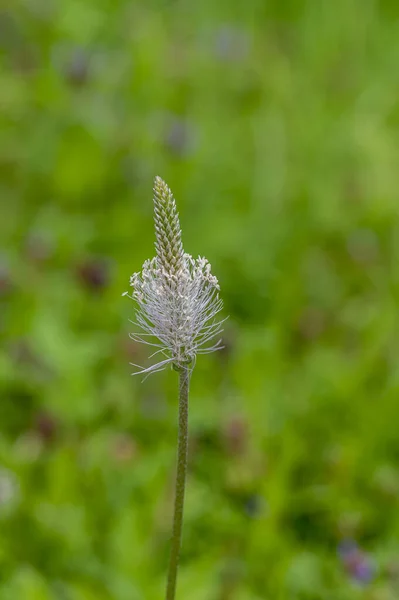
124;176;224;376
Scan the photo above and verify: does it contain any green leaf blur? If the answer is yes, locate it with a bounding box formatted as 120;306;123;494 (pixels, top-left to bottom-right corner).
1;1;399;598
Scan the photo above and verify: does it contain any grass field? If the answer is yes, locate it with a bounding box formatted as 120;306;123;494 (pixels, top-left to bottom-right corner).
1;1;399;598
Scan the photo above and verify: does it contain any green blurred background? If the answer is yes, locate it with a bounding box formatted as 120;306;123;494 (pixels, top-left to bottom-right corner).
1;0;399;598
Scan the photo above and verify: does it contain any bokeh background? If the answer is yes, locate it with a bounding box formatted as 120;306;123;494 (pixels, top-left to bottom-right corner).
2;1;399;598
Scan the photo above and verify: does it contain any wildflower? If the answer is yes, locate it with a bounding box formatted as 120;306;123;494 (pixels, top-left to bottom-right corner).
124;176;224;376
77;256;110;292
123;176;225;600
338;539;376;585
214;25;250;63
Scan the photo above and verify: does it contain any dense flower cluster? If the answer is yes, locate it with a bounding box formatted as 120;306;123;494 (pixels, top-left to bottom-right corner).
124;176;224;376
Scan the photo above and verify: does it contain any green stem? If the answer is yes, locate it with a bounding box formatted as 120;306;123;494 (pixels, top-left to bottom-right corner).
166;365;190;600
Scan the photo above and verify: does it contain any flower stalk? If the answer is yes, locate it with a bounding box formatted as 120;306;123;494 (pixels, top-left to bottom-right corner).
166;365;190;600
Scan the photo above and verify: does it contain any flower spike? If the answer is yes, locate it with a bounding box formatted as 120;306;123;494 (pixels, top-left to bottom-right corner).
124;176;224;375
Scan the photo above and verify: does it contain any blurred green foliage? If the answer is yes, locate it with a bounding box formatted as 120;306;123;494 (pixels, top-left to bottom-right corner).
1;0;399;598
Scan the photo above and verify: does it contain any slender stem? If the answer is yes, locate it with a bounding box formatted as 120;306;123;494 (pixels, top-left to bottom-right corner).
166;365;190;600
